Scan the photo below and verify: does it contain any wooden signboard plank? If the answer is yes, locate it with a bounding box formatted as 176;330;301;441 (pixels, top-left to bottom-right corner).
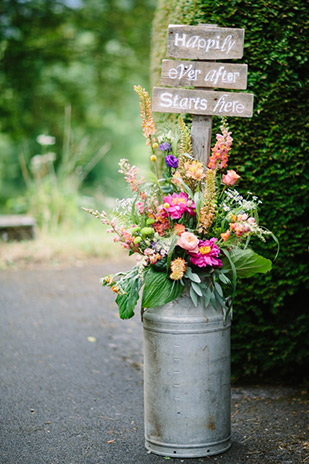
152;87;254;118
161;60;248;90
166;24;244;60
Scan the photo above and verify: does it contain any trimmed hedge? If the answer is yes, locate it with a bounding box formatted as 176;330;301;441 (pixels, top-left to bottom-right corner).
151;0;309;382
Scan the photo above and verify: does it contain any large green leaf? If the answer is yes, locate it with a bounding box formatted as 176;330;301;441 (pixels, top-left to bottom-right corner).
116;274;142;319
222;248;272;278
141;268;184;308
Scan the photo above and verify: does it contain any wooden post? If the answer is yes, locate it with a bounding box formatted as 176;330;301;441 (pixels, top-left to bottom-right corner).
191;24;216;166
191;115;212;165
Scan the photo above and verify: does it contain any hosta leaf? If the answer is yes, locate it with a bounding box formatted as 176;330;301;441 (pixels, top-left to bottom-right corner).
116;274;141;319
142;268;184;308
222;248;272;278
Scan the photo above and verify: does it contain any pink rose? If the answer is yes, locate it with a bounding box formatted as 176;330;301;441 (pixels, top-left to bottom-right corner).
222;170;240;186
177;232;199;252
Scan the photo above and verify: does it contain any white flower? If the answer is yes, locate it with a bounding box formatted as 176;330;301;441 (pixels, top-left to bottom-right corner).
36;134;56;146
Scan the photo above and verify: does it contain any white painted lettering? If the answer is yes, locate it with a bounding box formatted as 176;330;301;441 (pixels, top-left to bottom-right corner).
200;99;208;110
179;97;188;108
172;32;239;56
235;102;245;113
188;68;199;80
168;68;178;79
205;70;216;83
187;36;199;48
197;38;206;50
213;94;227;113
233;72;240;82
179;64;191;79
174;33;187;47
214;66;224;85
213;95;246;114
205;39;215;52
160;92;173;108
159;93;209;111
194;97;200;110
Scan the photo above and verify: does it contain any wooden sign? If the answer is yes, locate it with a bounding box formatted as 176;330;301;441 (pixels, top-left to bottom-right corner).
167;24;244;60
153;87;254;118
160;60;247;89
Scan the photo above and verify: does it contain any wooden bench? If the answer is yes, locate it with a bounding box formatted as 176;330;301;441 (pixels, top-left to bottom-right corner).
0;215;36;241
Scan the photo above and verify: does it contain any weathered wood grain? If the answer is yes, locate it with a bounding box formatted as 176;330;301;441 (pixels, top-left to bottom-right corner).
191;115;212;164
166;24;244;60
160;60;247;90
153;87;254;118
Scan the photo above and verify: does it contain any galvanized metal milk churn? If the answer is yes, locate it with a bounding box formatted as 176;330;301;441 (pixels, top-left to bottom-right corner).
143;289;231;458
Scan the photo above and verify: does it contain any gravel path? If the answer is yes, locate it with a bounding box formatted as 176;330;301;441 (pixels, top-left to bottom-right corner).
0;262;308;464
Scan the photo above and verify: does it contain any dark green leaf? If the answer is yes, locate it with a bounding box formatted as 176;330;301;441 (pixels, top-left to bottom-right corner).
141;268;184;308
218;272;231;285
221;249;237;298
166;234;178;270
192;281;203;297
204;288;212;308
223;248;272;278
214;281;223;297
116;275;141;320
190;285;198;307
185;267;201;283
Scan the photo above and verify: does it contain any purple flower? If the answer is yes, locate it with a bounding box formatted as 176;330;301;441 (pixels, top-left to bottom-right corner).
159;142;172;152
165;155;179;169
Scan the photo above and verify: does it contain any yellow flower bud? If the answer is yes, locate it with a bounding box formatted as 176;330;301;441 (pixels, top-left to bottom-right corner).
152;143;158;149
150;155;157;162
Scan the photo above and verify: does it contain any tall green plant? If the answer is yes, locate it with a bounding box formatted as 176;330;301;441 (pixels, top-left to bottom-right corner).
150;0;309;382
19;106;109;232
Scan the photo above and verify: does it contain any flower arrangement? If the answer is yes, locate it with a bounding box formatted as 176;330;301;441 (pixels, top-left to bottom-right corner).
85;86;278;320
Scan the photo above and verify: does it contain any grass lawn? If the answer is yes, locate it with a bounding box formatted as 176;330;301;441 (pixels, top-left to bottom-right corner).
0;220;126;269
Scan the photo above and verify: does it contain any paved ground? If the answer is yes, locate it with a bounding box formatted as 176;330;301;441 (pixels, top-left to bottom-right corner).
0;262;308;464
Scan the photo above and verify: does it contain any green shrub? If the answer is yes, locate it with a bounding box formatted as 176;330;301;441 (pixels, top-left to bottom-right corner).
151;0;309;382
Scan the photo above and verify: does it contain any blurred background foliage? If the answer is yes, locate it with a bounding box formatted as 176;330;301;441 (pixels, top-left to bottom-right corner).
152;0;308;383
0;0;156;218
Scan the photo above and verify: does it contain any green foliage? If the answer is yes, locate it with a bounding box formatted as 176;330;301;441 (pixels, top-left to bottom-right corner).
151;0;309;382
142;267;184;308
222;248;272;279
13;106;109;231
0;0;156;204
116;270;142;320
